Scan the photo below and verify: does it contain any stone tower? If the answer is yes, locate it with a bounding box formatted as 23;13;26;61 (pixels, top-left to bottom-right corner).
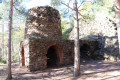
25;6;62;39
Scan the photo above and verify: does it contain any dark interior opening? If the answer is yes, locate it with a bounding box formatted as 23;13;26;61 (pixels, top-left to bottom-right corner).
21;46;25;66
46;46;59;68
80;44;91;60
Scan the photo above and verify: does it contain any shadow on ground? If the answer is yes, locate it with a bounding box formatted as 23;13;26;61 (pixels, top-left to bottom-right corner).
1;60;120;80
12;60;120;80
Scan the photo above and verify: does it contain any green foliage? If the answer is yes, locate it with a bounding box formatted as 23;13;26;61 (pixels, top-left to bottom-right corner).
61;20;73;39
94;0;115;19
79;1;95;21
0;54;6;64
51;0;61;8
0;1;9;20
13;0;28;16
11;24;25;62
0;23;25;63
81;36;89;40
0;0;27;64
96;0;105;6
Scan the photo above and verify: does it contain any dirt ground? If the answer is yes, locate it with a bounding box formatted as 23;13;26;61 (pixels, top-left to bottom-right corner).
0;60;120;80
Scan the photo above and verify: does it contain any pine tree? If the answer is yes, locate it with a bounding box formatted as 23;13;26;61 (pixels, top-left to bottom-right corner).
7;0;13;79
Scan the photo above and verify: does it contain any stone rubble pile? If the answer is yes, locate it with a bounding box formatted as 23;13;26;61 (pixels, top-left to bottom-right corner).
69;13;119;61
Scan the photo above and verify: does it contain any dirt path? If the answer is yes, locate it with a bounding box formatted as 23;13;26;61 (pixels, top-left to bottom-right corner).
0;60;120;80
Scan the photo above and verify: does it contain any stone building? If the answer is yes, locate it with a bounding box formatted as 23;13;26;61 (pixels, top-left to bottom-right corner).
20;6;98;71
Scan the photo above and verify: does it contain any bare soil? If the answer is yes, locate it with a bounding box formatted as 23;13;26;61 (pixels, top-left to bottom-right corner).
0;60;120;80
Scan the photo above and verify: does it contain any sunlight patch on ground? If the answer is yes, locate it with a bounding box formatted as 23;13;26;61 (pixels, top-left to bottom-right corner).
84;77;103;80
84;70;95;74
0;78;6;80
109;71;120;76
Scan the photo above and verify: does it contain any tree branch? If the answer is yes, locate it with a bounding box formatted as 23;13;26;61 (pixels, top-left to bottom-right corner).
60;1;74;11
78;0;85;9
78;1;93;9
13;5;24;15
78;12;86;20
60;1;87;20
78;8;87;11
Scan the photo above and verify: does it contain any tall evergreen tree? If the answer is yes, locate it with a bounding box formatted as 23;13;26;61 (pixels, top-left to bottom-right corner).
7;0;13;79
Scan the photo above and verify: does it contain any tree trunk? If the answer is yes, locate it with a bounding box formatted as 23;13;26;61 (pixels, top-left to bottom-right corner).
7;0;13;79
115;0;120;55
12;41;14;61
73;0;80;77
2;20;4;58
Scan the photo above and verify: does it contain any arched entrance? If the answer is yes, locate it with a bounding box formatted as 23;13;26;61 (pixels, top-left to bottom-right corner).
44;44;64;68
20;42;25;66
47;46;59;67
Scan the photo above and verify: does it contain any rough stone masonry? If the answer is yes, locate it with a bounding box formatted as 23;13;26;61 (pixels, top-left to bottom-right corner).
20;6;98;71
69;12;120;61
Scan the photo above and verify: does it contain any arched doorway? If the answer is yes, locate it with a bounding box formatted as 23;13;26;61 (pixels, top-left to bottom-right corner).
20;42;25;66
46;46;59;67
44;44;64;68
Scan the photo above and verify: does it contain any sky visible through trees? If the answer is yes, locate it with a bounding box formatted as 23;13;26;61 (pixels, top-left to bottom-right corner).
23;0;51;9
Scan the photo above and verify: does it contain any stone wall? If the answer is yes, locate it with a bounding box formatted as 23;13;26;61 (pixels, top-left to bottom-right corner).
23;37;98;71
24;38;73;71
